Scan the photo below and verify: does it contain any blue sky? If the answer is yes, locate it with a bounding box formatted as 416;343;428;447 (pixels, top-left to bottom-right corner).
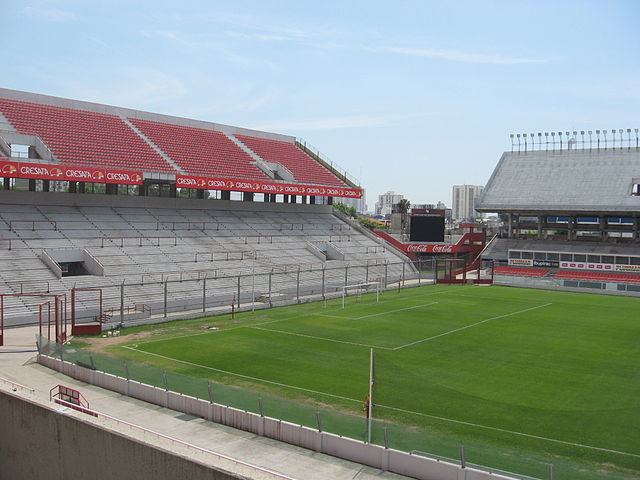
1;1;638;209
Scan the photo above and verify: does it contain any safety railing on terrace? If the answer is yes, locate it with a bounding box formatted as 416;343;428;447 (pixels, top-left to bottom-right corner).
295;138;361;187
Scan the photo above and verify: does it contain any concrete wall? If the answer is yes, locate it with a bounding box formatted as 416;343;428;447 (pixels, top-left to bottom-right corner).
39;355;517;480
0;189;332;214
0;389;244;480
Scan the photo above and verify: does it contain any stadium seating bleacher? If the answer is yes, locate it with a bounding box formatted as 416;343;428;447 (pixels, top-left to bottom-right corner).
494;266;549;277
235;135;346;186
554;270;640;284
129;118;270;179
0;98;174;173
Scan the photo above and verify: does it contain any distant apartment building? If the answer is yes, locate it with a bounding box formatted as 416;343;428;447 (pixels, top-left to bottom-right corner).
452;185;484;220
375;191;404;216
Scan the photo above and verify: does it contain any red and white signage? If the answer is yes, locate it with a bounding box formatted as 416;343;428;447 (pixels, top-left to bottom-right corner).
560;261;613;271
176;174;362;199
406;244;456;254
560;261;640;273
0;160;143;185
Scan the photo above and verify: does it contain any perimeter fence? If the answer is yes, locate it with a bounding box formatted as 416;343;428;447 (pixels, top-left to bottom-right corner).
37;337;638;480
71;259;437;328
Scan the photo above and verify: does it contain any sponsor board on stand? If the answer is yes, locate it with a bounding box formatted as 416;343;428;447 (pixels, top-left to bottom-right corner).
175;174;362;199
508;258;534;266
0;160;143;185
559;261;640;273
406;244;456;254
559;261;614;271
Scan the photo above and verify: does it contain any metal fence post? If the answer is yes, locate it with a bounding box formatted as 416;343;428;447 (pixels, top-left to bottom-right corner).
402;262;406;286
202;276;206;313
120;281;125;323
344;265;348;286
418;258;421;285
268;272;272;307
162;372;168;391
258;397;264;417
163;280;168;318
315;411;322;432
90;355;95;370
124;362;129;381
322;266;326;300
383;427;389;449
366;262;369;283
237;275;241;309
460;444;466;469
296;268;300;303
384;263;388;289
548;463;554;480
207;383;214;404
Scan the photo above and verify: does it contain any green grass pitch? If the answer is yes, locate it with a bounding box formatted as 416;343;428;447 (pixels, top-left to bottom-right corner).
112;284;640;479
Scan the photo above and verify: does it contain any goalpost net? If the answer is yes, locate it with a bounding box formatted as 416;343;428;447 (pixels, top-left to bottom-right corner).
341;281;380;308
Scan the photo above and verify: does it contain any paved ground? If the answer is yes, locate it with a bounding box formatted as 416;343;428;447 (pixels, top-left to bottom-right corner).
0;324;410;480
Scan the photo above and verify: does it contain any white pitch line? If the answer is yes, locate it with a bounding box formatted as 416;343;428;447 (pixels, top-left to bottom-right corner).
392;303;553;350
250;326;394;350
354;302;438;320
122;346;359;403
122;345;640;459
376;404;640;459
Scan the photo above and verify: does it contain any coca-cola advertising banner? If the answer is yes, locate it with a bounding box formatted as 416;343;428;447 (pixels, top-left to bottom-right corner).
0;160;143;185
406;244;456;254
176;174;362;199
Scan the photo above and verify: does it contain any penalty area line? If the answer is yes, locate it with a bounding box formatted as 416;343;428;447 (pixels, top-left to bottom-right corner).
376;404;640;459
392;303;553;350
122;346;361;404
250;326;394;350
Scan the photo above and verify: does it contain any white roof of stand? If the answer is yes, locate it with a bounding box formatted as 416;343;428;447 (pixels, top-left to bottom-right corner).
477;148;640;214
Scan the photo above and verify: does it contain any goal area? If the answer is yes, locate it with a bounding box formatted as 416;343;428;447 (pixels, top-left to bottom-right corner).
341;282;380;308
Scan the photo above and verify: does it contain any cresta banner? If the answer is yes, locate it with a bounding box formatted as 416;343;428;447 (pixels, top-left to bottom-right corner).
176;174;362;199
0;160;143;185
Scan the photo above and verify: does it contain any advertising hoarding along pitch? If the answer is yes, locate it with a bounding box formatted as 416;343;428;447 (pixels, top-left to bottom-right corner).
0;160;143;185
175;174;362;199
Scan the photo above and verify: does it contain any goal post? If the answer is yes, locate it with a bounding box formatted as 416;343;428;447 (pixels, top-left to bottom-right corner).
341;281;380;308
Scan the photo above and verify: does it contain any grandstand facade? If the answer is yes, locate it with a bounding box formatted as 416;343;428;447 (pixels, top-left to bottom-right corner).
478;133;640;290
0;89;414;340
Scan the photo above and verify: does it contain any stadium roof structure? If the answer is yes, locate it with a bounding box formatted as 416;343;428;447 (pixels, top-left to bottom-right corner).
0;88;361;198
477;148;640;214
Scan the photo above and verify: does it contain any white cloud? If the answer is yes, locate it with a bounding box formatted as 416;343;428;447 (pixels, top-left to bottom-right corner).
21;6;77;22
253;112;434;132
65;68;188;109
375;46;546;65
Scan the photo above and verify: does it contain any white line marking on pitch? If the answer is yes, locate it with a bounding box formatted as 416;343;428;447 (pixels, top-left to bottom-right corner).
376;404;640;459
122;346;358;403
250;326;394;350
122;345;640;459
392;303;553;350
354;302;438;320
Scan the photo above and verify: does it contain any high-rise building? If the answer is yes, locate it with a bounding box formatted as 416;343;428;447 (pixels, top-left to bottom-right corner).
452;185;484;220
375;191;404;216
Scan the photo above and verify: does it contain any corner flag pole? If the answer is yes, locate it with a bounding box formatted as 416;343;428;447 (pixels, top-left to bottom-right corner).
367;347;374;443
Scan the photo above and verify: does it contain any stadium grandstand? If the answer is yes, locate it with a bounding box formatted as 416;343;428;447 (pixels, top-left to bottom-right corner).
478;130;640;293
0;88;414;338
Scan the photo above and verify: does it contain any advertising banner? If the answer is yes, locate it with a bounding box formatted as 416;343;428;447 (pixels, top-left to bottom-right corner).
509;258;533;266
560;261;614;271
532;260;559;268
406;244;456;254
176;174;362;199
0;161;143;185
0;160;19;178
